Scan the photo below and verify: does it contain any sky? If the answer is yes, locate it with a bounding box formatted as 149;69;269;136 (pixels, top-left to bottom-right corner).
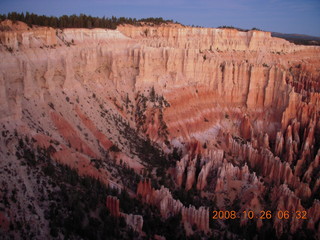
1;0;320;36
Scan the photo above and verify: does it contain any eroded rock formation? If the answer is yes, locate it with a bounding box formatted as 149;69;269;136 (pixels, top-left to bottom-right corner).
106;195;144;233
137;179;209;234
122;213;144;233
106;195;120;217
0;19;319;239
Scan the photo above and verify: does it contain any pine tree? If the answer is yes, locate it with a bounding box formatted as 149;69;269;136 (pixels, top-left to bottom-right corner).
150;86;156;102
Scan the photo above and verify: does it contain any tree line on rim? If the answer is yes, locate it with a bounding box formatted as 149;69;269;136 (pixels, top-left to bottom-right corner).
0;12;178;29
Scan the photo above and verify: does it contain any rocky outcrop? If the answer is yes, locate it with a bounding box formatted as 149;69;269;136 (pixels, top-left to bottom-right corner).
106;196;144;233
240;115;252;140
175;154;197;190
196;150;224;190
175;144;227;192
0;20;57;49
307;200;320;234
31;133;110;187
238;137;312;199
175;155;188;187
174;140;203;190
272;185;320;237
50;111;98;158
122;213;143;233
156;187;184;218
181;205;209;234
274;131;284;157
221;109;319;235
271;185;306;237
137;179;183;217
137;179;209;234
0;20;127;50
137;178;154;203
106;196;120;217
75;106;113;150
215;159;264;213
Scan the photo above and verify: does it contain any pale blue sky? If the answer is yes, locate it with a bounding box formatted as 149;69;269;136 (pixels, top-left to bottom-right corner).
1;0;320;36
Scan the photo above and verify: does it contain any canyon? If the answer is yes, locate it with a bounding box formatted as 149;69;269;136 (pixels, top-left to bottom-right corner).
0;19;319;239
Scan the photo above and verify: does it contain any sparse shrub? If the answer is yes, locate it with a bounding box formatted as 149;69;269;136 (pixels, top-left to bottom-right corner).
48;102;55;110
109;144;120;152
251;27;262;31
6;46;13;52
149;86;156;102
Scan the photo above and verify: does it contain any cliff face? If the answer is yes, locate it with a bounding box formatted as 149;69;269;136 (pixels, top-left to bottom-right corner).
117;24;315;52
0;19;319;239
